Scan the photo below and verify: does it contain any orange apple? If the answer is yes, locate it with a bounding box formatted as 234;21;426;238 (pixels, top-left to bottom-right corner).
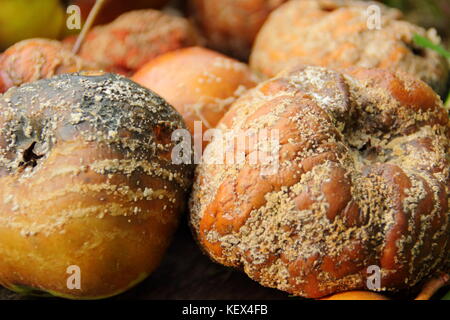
132;47;259;149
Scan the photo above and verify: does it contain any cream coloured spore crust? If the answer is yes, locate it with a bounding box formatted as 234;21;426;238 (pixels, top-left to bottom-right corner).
190;65;450;298
0;73;193;235
250;0;449;97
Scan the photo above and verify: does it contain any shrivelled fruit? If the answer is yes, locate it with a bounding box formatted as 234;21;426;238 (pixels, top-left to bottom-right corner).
190;65;450;298
0;39;98;94
64;9;204;75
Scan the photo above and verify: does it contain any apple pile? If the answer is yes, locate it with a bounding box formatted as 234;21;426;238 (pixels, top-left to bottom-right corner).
0;0;448;300
0;0;171;51
0;0;262;299
62;9;204;75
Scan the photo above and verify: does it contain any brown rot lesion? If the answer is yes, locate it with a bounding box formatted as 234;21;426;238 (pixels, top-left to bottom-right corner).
18;141;44;169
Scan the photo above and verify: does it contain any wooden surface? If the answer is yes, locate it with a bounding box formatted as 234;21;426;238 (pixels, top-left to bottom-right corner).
0;216;289;300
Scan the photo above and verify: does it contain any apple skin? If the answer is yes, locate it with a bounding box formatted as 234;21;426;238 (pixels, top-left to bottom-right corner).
69;0;170;26
132;47;258;150
0;0;65;50
320;291;389;300
0;38;98;93
62;9;203;75
0;72;193;299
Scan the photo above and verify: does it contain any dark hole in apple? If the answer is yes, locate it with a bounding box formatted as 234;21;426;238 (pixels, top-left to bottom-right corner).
18;142;44;169
411;47;426;57
321;5;337;12
406;42;426;57
355;140;382;162
358;140;371;153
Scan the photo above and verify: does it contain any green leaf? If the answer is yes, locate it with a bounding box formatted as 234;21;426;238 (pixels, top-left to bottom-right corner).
442;289;450;300
412;34;450;59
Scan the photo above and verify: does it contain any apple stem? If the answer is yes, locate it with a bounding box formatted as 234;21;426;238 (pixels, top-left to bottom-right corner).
72;0;106;54
415;273;449;300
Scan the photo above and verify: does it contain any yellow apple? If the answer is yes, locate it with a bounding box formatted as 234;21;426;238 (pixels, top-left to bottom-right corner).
0;0;65;50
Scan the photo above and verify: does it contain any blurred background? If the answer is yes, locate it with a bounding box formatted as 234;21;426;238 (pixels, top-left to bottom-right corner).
0;0;449;52
380;0;450;47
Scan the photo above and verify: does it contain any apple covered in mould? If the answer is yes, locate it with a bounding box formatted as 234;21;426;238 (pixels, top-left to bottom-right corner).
0;72;193;299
